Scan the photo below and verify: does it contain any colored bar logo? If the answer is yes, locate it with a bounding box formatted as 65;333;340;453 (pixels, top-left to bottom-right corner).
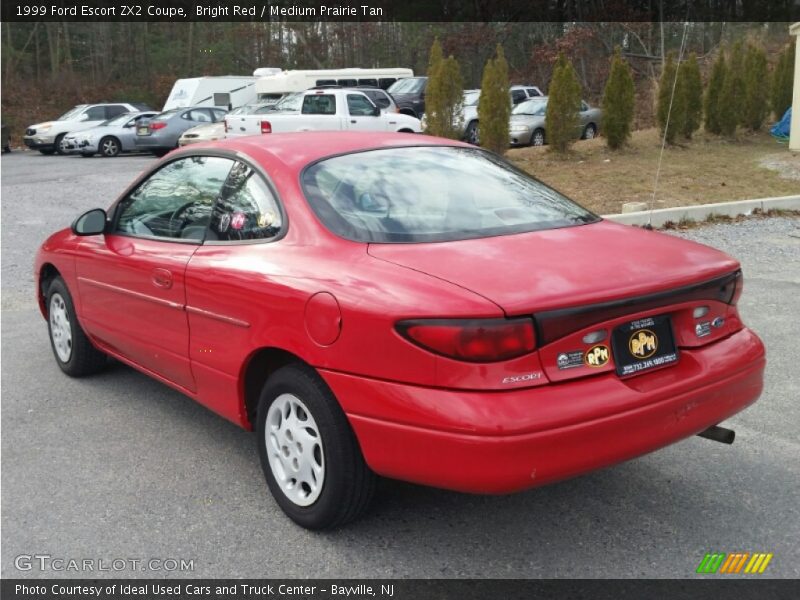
696;552;773;574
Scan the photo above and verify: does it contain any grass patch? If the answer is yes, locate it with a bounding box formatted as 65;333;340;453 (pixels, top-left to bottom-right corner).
508;128;800;215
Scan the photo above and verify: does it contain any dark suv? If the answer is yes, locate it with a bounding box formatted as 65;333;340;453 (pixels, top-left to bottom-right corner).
387;77;428;118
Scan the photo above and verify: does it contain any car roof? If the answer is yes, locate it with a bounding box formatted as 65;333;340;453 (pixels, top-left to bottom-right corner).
185;132;468;171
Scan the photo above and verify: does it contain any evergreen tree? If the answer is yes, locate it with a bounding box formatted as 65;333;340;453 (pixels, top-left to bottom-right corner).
705;52;727;135
656;53;685;144
770;40;795;119
728;41;746;126
741;43;769;131
545;53;582;153
717;57;739;136
601;48;635;149
426;55;465;139
477;45;511;155
680;53;703;139
424;38;445;135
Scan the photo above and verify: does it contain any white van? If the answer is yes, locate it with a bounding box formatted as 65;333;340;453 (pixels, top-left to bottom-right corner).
163;76;259;111
255;68;413;105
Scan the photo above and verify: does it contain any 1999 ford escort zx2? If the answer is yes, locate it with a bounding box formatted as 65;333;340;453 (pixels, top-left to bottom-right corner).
35;132;766;529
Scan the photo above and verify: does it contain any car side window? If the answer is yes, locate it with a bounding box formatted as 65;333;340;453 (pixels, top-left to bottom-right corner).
347;94;376;116
511;90;527;104
526;88;541;97
84;106;107;121
208;161;283;242
367;92;390;109
115;156;234;241
185;109;212;123
106;105;129;119
302;94;336;115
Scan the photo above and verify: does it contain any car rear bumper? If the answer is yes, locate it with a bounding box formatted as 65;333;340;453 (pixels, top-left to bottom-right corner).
134;136;171;150
322;328;765;493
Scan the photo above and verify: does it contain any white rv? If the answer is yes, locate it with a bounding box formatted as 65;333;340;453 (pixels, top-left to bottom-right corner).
255;68;414;104
163;76;259;111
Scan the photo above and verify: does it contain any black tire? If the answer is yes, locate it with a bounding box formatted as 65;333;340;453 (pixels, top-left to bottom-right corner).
99;136;121;157
151;149;169;158
80;152;95;158
531;128;546;146
39;148;55;155
582;123;597;140
54;133;67;155
256;364;375;529
465;120;479;145
45;277;107;377
2;144;10;153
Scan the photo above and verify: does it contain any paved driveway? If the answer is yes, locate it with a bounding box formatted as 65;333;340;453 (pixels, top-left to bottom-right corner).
2;151;799;578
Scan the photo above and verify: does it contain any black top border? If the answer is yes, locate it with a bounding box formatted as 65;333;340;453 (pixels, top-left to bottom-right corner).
4;0;800;22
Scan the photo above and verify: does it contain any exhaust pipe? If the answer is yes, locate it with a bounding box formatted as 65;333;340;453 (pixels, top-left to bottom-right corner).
697;425;735;444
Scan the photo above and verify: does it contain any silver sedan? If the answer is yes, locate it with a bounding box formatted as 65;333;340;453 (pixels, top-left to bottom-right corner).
62;112;158;157
509;97;602;147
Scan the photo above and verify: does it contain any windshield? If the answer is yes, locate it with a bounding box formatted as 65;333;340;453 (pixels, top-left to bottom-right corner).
58;105;87;120
301;146;597;243
387;78;426;94
512;98;548;116
463;91;480;106
100;113;135;127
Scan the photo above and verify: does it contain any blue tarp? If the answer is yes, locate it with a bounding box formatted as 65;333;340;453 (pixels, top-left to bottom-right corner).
770;108;791;140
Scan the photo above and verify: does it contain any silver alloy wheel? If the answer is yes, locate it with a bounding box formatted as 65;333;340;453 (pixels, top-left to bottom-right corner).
49;293;72;363
584;125;596;139
102;138;119;156
266;393;325;507
532;130;545;146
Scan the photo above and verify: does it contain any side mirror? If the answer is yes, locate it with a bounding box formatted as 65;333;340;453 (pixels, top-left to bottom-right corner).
71;208;107;236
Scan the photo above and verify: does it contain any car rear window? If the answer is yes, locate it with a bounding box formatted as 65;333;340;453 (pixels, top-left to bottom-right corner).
301;146;598;243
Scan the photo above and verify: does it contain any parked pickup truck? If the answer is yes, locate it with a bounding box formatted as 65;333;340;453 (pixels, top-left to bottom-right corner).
224;89;422;138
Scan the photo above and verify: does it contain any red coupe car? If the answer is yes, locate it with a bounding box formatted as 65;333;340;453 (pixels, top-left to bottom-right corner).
35;132;765;529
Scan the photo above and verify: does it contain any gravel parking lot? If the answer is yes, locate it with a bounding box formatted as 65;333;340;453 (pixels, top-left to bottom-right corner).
2;150;799;578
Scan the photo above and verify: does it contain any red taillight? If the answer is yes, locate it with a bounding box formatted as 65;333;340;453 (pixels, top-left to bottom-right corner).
260;121;272;134
397;318;536;363
149;121;166;130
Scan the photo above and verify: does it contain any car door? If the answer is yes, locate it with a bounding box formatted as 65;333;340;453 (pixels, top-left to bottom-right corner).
346;94;381;131
299;93;341;131
74;155;235;392
184;160;286;421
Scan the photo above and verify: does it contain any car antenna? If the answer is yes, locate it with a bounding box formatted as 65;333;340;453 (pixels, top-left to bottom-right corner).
646;20;691;230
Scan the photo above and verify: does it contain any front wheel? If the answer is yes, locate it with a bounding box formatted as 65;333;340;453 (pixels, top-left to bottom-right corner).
54;133;67;155
46;277;107;376
257;364;375;529
531;129;545;146
582;123;597;140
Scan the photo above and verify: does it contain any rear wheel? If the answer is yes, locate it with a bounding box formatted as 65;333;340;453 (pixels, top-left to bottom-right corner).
582;123;597;140
46;277;107;377
99;136;121;157
256;364;375;529
465;120;480;145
